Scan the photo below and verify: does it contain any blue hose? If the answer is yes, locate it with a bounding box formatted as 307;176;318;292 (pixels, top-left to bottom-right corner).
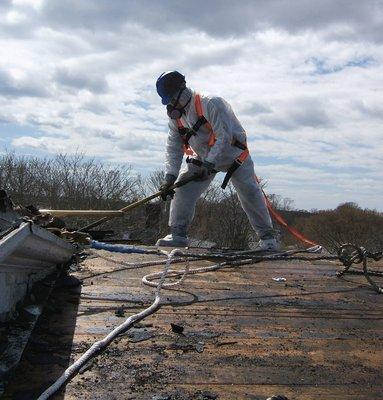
91;240;159;254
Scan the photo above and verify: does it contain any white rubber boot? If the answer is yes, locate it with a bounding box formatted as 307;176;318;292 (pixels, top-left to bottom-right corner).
156;225;189;247
253;238;280;252
156;234;189;247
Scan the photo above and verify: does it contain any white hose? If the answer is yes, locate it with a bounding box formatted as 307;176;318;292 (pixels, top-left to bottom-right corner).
37;248;182;400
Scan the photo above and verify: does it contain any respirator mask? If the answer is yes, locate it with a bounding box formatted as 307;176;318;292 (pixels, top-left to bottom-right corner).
166;87;191;119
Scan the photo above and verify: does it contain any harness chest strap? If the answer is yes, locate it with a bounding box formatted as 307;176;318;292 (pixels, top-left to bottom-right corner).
176;119;195;155
176;94;249;188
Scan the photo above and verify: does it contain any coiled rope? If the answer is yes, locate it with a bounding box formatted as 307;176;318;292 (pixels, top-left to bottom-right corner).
337;243;383;294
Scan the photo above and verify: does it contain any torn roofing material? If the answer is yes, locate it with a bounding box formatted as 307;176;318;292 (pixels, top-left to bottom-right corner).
0;190;76;322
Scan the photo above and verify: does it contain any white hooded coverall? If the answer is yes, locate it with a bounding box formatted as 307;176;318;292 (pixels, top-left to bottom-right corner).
165;90;275;240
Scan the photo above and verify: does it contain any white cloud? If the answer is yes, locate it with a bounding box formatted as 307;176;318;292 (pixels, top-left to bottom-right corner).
5;10;27;24
12;0;43;7
0;1;382;211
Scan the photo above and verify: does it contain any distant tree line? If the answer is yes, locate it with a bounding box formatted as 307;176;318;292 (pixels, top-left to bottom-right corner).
0;152;141;209
295;202;383;252
1;152;382;252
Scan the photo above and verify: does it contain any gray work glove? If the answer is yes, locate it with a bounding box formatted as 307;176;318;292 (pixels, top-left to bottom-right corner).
159;173;177;201
198;161;216;180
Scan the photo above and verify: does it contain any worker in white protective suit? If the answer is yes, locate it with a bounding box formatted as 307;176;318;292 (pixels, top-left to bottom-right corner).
155;71;278;250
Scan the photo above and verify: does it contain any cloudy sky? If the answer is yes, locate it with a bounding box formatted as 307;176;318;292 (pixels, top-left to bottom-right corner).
0;0;382;211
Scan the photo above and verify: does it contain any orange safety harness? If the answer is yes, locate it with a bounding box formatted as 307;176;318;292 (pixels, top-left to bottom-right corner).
176;94;249;189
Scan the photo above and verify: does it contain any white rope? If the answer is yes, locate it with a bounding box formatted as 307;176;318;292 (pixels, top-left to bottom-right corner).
37;248;182;400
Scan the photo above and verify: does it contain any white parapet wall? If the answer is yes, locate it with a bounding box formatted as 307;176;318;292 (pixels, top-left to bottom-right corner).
0;221;76;322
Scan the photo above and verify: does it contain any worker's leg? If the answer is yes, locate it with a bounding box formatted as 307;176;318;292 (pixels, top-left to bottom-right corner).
169;164;215;228
156;164;214;246
230;156;276;241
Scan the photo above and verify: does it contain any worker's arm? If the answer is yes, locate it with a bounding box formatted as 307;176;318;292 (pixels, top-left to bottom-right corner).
164;119;184;177
204;97;234;165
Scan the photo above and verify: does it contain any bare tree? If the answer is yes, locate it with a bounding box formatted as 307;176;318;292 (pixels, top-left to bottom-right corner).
267;193;294;211
145;170;165;195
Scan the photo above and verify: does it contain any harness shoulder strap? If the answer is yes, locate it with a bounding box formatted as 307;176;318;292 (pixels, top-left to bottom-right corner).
194;94;203;117
195;94;216;146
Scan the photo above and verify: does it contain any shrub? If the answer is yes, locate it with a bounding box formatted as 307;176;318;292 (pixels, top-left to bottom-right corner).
295;202;383;253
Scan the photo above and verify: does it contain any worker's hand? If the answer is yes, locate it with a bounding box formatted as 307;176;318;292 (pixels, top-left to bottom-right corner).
198;161;216;180
159;173;177;201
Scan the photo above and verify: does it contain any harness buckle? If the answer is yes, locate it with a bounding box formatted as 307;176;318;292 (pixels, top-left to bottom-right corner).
186;156;203;167
221;156;247;190
178;127;191;137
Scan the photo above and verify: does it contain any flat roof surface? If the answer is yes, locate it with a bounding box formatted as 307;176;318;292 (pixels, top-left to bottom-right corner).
4;247;383;399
